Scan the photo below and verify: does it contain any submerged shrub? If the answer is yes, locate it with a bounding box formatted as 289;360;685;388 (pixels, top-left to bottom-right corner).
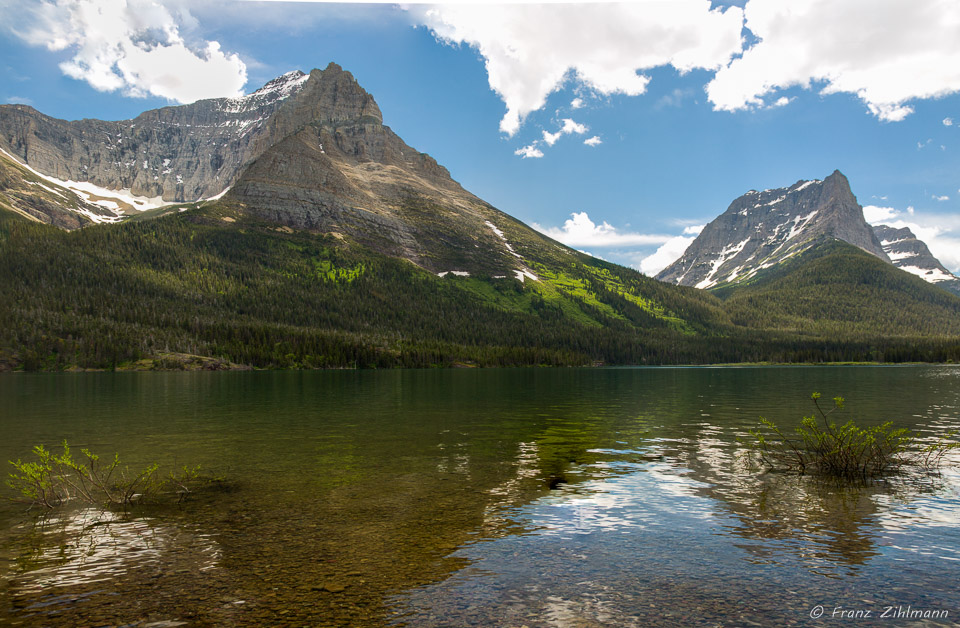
6;440;215;509
747;393;958;480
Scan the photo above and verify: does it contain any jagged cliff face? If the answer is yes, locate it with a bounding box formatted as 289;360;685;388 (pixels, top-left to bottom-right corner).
0;67;378;203
227;68;546;275
874;224;960;295
657;171;888;289
0;63;567;278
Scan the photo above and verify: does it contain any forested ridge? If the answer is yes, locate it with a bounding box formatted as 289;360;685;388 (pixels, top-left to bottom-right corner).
2;206;959;371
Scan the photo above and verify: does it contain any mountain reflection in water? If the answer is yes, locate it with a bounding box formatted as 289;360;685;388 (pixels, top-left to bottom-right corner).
0;367;958;626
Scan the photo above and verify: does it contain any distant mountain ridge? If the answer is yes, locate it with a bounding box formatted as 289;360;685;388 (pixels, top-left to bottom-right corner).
655;171;959;295
2;65;960;371
657;171;888;289
873;224;960;296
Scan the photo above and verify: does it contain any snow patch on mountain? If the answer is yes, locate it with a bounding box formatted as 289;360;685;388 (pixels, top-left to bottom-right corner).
696;238;750;289
899;266;956;283
657;171;888;289
873;224;960;289
1;147;172;224
219;71;309;115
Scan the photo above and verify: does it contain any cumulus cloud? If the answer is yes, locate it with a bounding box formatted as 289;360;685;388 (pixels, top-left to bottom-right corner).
584;136;602;147
519;117;589;156
514;144;544;159
637;227;702;276
533;212;673;248
414;2;744;135
570;97;584;109
864;205;960;272
944;117;954;126
560;118;587;135
412;0;960;133
5;0;247;103
862;205;899;223
542;130;562;146
707;0;960;122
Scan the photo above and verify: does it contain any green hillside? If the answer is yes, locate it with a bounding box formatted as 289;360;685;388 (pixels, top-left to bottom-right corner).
0;202;724;370
715;238;960;360
3;207;959;371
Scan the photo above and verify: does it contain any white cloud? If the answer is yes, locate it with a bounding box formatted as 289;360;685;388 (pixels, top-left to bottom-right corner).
415;2;744;135
570;97;584;109
533;212;672;248
934;194;950;201
5;96;33;105
542;129;562;146
520;117;588;156
514;144;544;159
638;230;701;276
862;205;898;223
5;0;247;103
944;117;954;126
864;205;960;272
707;0;960;122
584;136;602;147
771;96;791;107
560;118;587;135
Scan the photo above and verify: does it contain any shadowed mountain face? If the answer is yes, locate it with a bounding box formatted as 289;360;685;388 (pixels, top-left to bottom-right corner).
657;171;888;289
873;224;960;296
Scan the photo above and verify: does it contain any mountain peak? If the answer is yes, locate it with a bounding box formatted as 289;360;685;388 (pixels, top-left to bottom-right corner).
280;63;382;127
657;172;887;289
0;62;388;207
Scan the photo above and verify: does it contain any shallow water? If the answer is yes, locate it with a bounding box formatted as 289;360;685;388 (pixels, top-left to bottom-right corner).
1;367;959;626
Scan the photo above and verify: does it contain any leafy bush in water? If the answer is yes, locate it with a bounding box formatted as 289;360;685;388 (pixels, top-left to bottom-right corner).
748;393;958;480
7;440;212;508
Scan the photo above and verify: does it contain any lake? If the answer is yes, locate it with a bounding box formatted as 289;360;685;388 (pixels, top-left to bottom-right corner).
1;367;959;626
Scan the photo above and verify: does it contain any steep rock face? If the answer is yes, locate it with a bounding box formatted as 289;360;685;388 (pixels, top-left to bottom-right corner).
0;66;376;203
228;80;535;274
874;224;960;295
657;171;888;289
0;62;558;279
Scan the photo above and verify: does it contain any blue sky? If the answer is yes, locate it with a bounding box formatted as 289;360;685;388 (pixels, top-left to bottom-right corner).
2;0;960;274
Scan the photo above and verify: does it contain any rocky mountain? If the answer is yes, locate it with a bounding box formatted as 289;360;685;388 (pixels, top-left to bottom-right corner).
0;63;544;278
873;224;960;296
657;171;888;289
225;71;540;276
0;66;377;205
2;66;959;372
